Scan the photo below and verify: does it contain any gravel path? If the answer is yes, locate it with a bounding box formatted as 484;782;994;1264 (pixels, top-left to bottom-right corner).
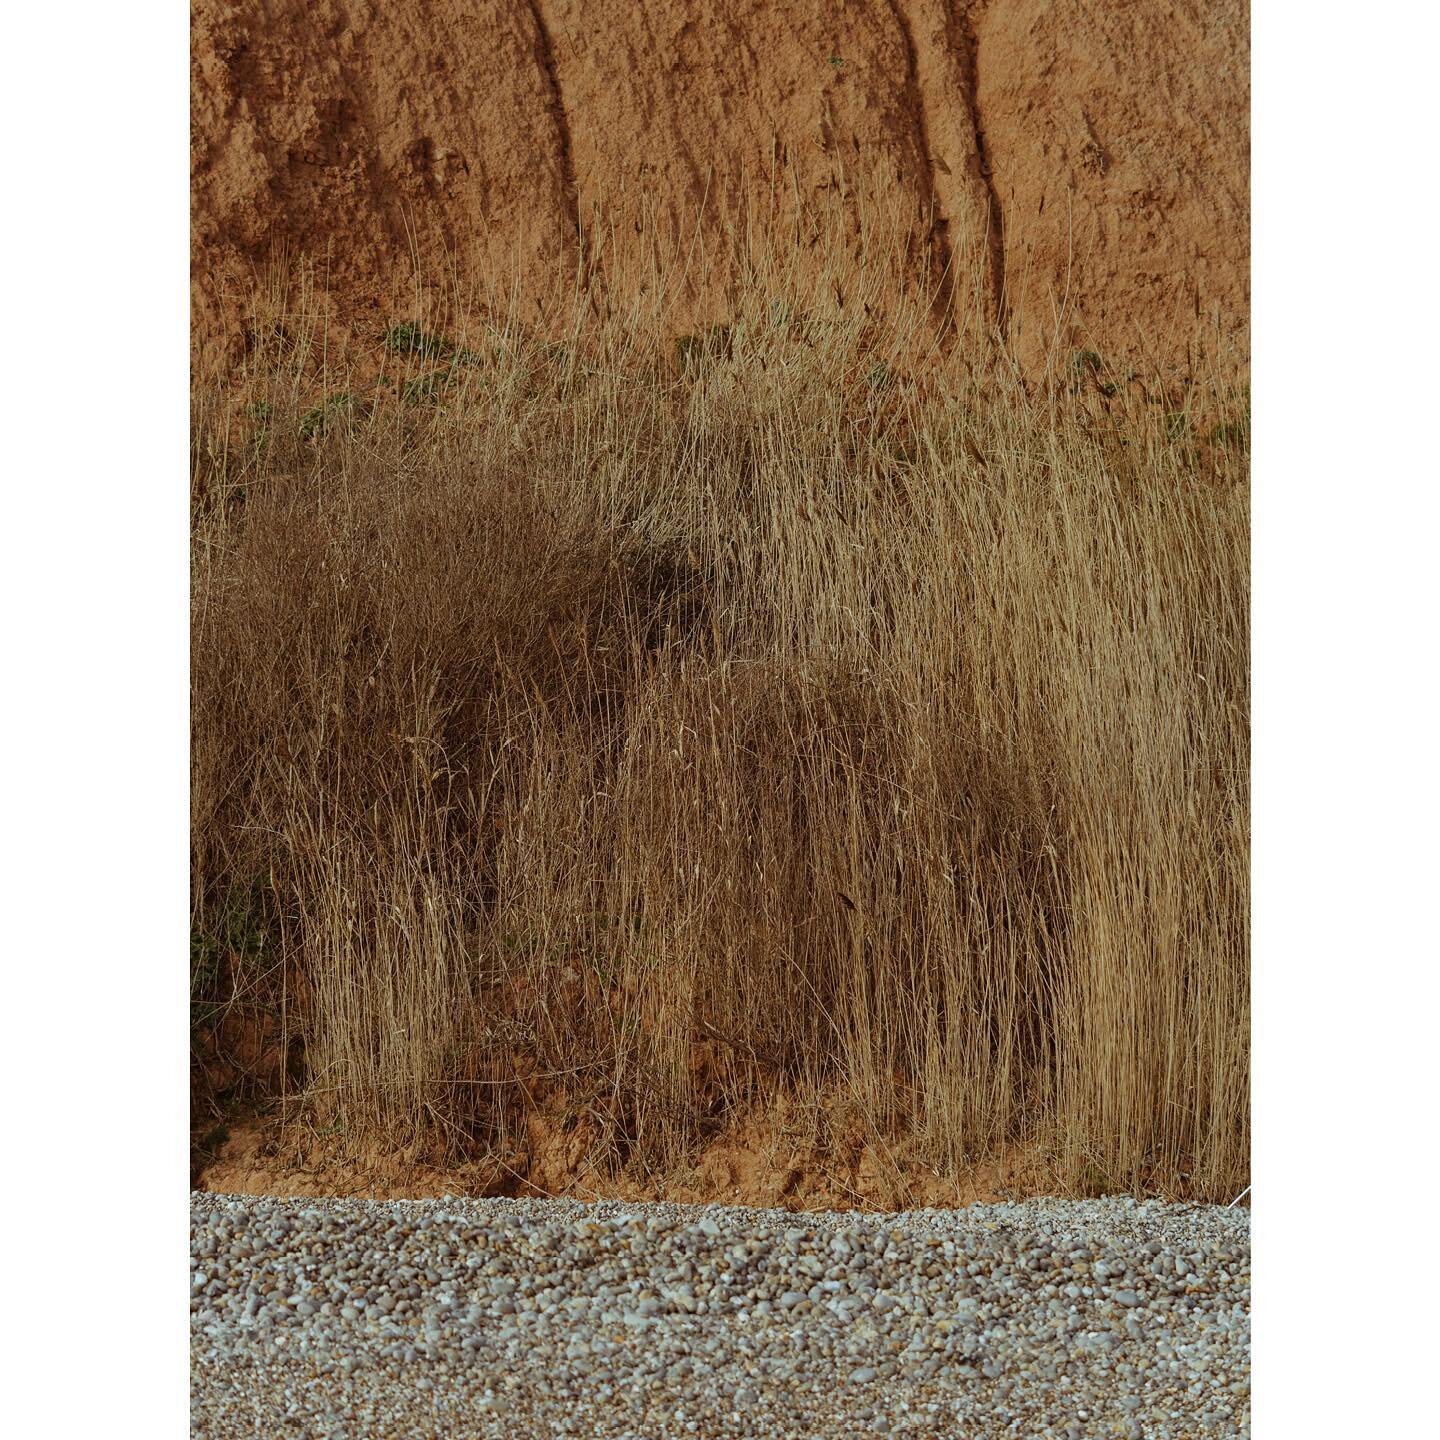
191;1191;1250;1438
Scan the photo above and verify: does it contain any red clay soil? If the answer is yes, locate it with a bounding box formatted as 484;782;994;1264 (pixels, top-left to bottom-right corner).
191;0;1248;382
196;1106;1072;1212
191;1008;1071;1209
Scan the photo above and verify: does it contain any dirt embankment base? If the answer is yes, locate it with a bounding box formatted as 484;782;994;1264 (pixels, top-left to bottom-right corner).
196;1106;1072;1211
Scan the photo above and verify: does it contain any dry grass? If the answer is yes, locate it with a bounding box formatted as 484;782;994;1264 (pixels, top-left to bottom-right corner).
191;209;1248;1202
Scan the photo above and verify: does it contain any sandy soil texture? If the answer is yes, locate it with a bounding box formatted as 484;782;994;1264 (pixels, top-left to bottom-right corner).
191;0;1248;380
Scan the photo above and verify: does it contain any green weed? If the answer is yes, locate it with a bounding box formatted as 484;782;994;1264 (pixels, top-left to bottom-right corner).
299;392;361;440
401;369;457;406
190;875;275;1032
382;321;453;360
198;1124;230;1154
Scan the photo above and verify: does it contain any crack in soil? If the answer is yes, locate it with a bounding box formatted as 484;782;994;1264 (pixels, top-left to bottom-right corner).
887;0;956;328
526;0;580;247
954;0;1009;339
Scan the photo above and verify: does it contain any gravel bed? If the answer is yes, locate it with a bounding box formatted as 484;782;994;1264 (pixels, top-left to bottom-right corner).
191;1191;1250;1438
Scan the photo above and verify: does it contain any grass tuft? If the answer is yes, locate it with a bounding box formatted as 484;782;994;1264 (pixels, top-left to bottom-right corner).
192;219;1249;1200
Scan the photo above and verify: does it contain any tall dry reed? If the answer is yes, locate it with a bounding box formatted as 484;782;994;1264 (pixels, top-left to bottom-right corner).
192;212;1248;1199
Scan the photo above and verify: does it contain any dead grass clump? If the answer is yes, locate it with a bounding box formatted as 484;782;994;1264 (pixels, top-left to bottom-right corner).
192;226;1248;1201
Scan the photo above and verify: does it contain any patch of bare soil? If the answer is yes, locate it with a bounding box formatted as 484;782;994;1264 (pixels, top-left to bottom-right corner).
191;0;1247;382
194;1104;1063;1210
